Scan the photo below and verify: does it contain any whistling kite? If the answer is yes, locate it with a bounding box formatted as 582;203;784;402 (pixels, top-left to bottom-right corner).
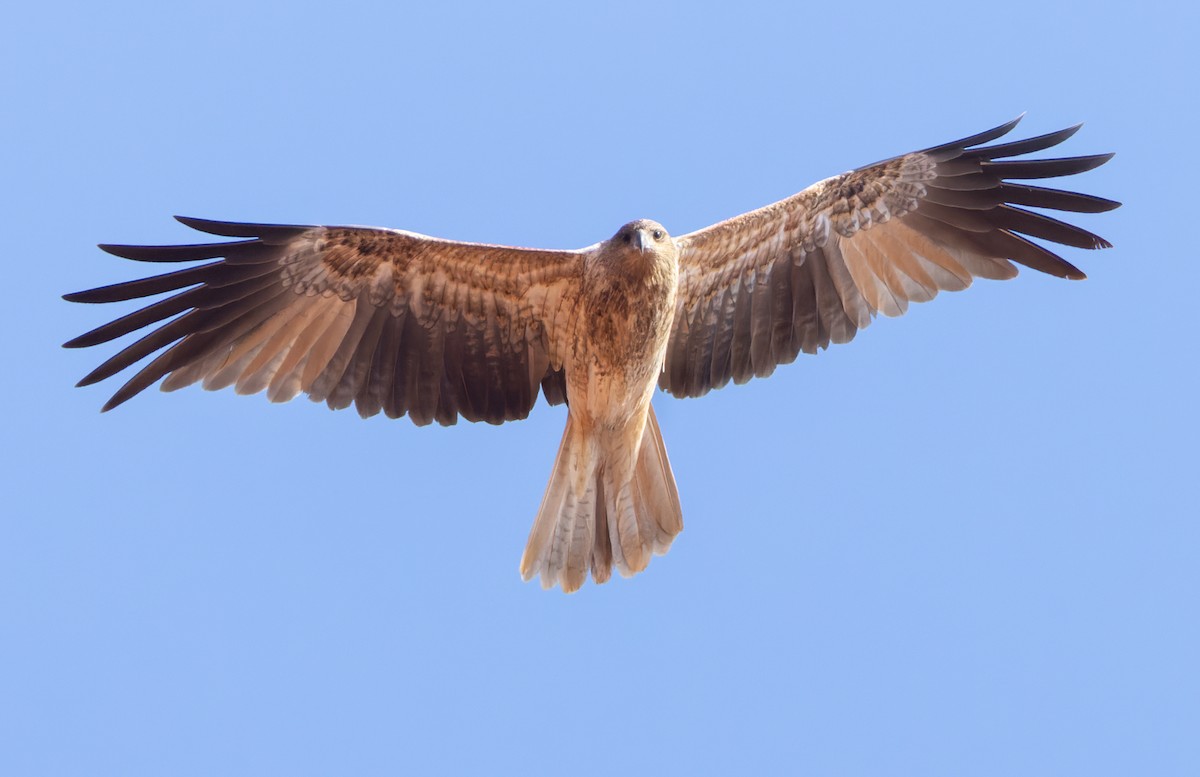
66;116;1118;592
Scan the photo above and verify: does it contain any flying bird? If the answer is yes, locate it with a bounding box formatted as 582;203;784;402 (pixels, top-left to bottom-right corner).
65;116;1118;592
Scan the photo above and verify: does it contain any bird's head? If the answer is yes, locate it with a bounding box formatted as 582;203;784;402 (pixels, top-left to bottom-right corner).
613;219;672;255
589;219;678;284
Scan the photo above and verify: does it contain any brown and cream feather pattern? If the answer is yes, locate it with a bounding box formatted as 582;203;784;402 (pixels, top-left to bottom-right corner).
662;117;1117;398
66;116;1118;591
67;220;582;425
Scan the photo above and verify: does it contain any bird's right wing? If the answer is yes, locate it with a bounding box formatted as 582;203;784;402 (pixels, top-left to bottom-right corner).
65;217;584;425
661;117;1119;399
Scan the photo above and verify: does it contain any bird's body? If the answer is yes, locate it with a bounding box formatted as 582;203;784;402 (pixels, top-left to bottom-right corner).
522;220;683;589
66;117;1119;592
573;220;679;428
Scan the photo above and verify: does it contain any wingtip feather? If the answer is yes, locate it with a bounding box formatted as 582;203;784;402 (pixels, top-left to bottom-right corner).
922;114;1025;157
97;243;131;258
75;370;107;388
174;215;313;240
175;215;240;235
970;114;1025;146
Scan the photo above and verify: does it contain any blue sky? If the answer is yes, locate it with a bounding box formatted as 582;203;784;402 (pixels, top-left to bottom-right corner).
3;1;1196;775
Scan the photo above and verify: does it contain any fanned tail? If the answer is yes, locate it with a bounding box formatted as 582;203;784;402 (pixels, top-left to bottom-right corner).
520;405;683;592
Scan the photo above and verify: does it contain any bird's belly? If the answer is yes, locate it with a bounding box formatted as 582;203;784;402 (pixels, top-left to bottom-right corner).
580;356;660;425
571;288;675;428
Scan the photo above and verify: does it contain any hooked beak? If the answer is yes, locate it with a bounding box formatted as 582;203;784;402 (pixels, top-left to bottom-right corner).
633;228;650;253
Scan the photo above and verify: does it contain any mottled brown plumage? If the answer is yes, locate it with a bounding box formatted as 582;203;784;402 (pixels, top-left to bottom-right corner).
65;116;1118;591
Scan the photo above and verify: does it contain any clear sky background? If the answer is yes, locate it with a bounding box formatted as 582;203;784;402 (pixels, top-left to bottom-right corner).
3;1;1195;775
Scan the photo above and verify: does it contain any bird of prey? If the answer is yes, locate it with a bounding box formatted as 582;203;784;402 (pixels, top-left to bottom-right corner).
65;116;1118;592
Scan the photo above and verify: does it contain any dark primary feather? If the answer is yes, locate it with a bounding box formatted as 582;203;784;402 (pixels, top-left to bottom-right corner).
984;154;1114;180
662;117;1119;399
92;239;263;263
959;124;1082;159
174;215;313;240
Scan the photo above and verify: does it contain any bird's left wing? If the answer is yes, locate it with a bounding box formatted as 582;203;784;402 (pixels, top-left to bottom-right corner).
660;117;1119;398
66;217;583;425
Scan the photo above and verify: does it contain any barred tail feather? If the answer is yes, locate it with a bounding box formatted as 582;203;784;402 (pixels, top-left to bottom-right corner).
605;405;683;577
520;405;683;592
519;415;594;592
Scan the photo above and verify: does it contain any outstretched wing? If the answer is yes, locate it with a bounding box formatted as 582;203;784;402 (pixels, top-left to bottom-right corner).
66;217;582;425
660;117;1119;399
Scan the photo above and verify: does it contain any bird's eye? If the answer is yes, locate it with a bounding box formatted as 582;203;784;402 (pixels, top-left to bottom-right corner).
652;229;664;241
